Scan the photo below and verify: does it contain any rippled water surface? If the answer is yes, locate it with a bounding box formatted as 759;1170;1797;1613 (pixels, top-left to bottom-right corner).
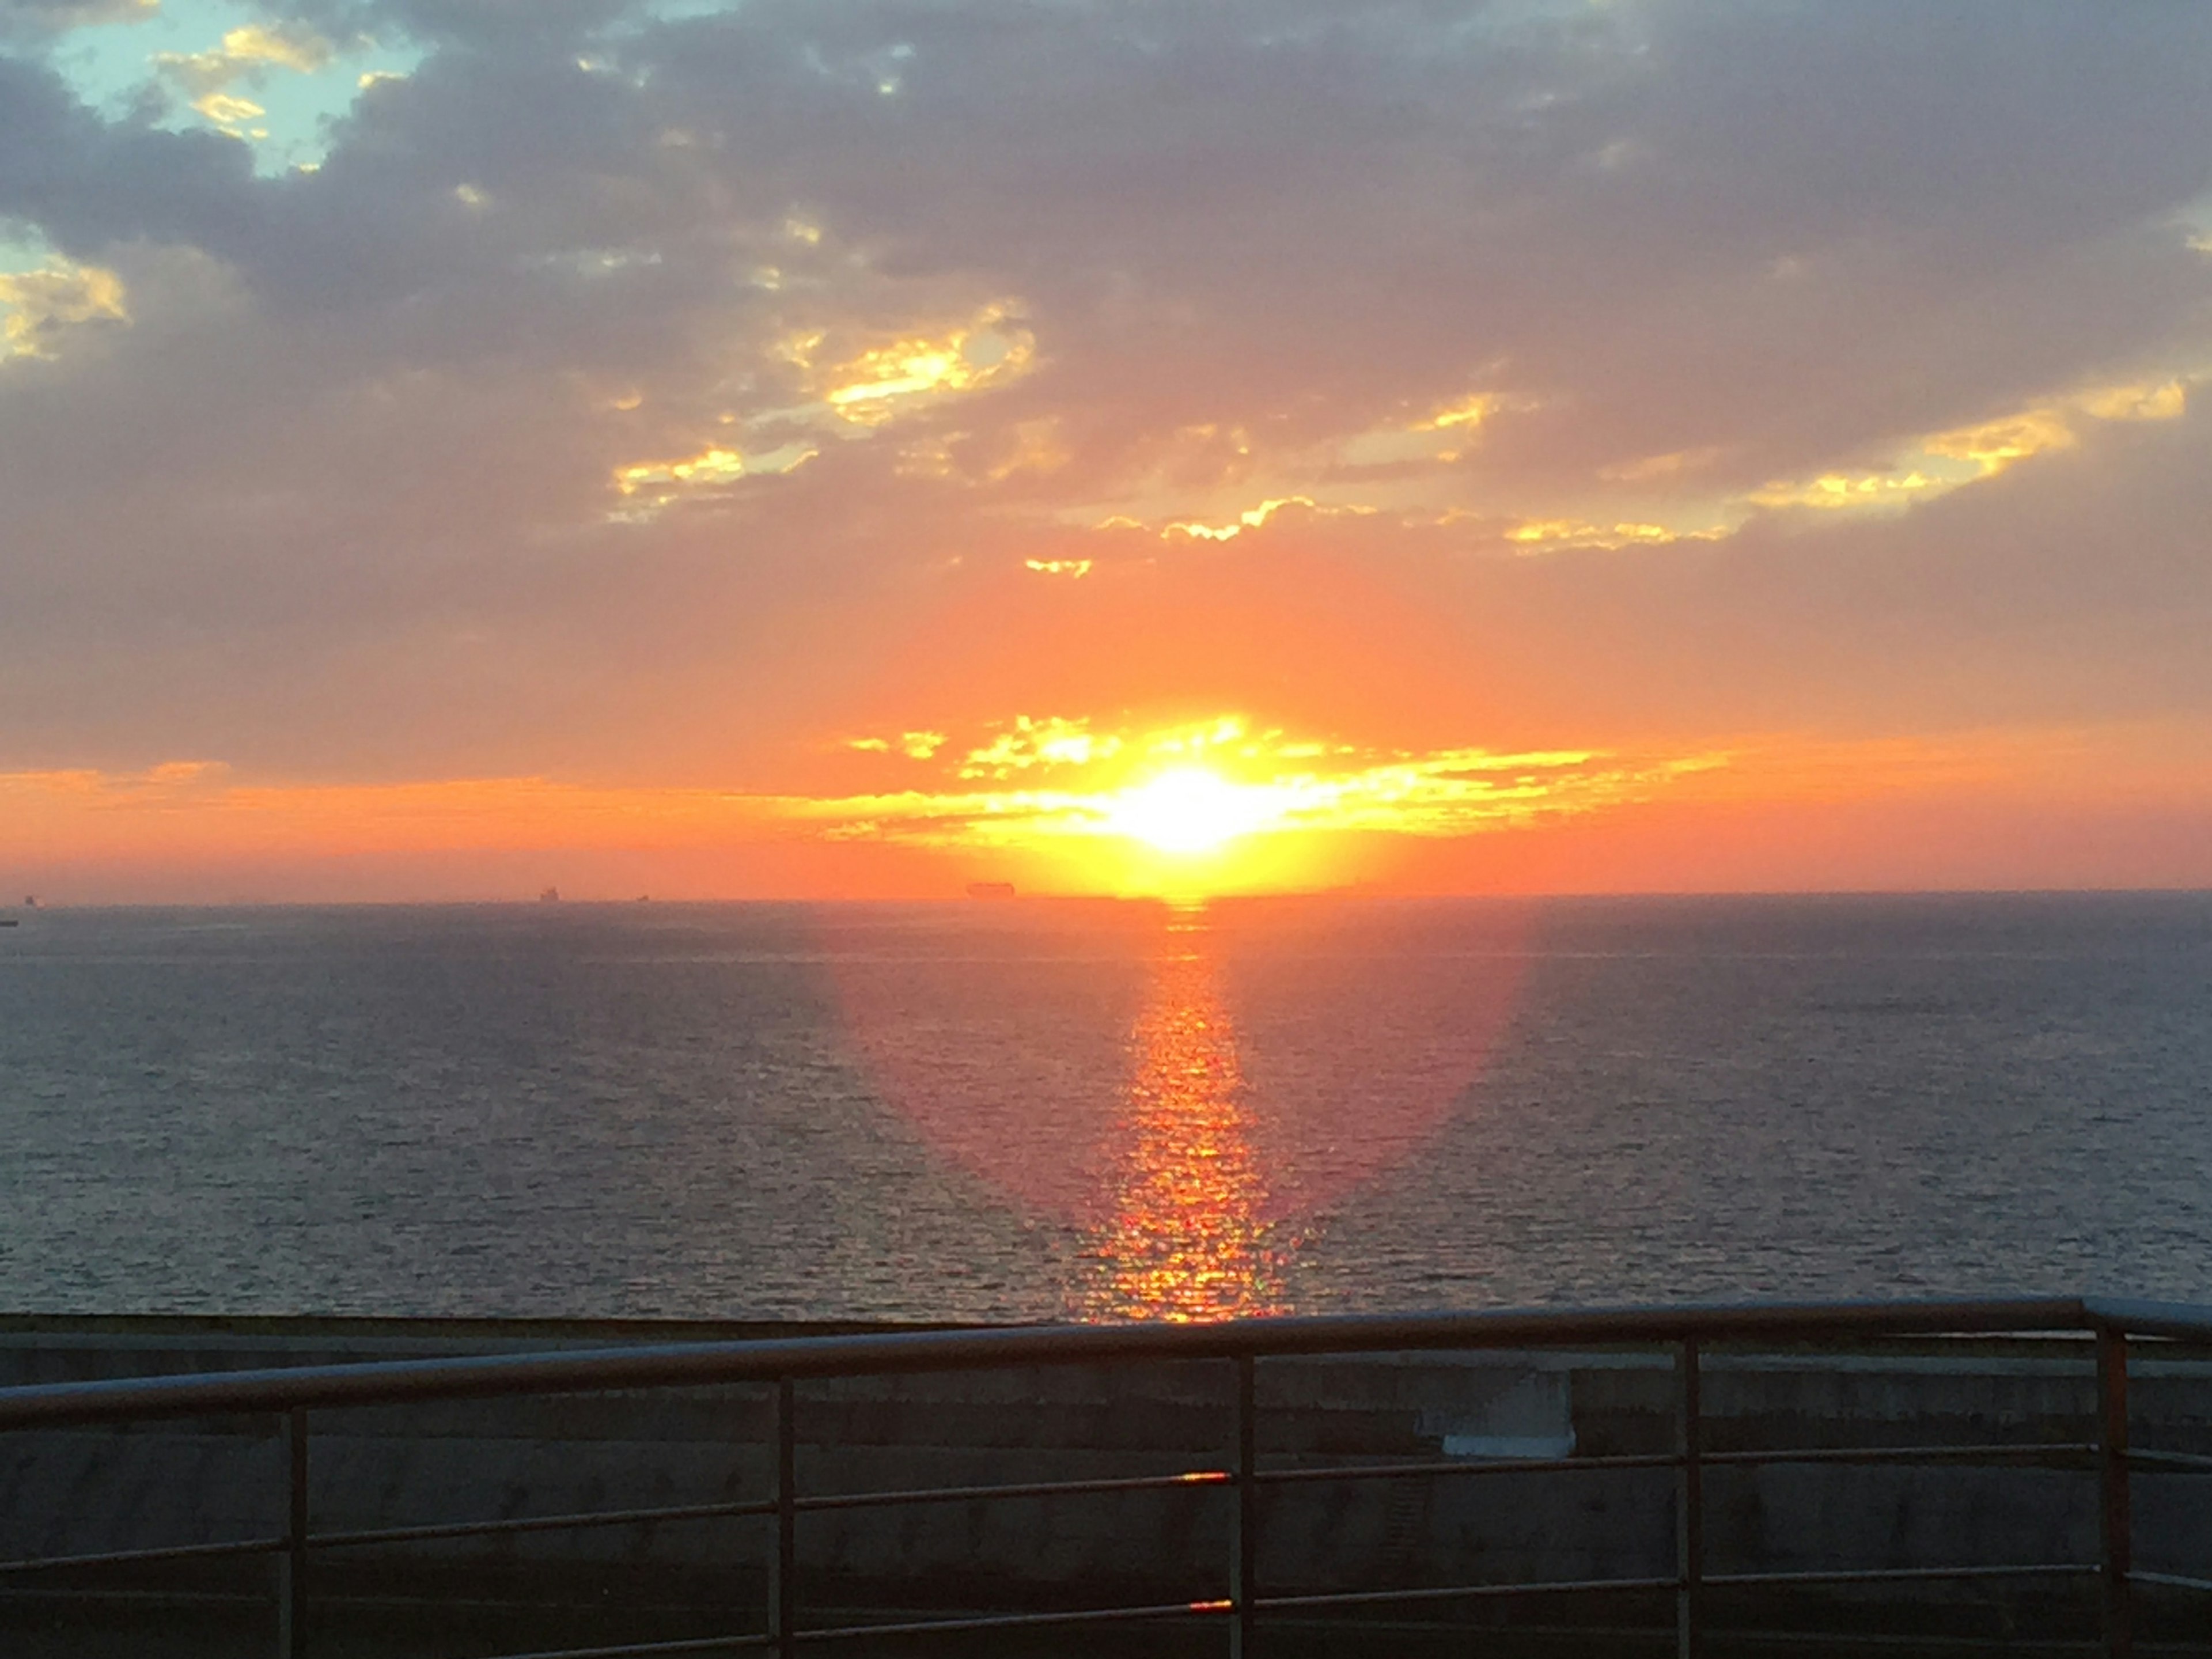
2;895;2209;1319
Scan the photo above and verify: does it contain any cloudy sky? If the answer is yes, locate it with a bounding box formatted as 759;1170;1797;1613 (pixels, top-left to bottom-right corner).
4;0;2211;899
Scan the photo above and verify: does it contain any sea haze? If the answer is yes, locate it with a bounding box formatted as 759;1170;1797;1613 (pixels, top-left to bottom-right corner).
1;895;2207;1321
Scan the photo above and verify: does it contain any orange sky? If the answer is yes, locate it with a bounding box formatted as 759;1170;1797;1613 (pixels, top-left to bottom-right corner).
9;717;2211;902
5;0;2212;902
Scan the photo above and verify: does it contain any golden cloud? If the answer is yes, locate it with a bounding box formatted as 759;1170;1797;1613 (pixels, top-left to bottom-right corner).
218;23;334;73
785;731;1729;850
960;715;1123;778
1747;374;2193;514
609;438;816;517
0;259;128;359
156;23;337;138
814;711;1726;855
798;302;1036;426
1158;496;1380;541
1503;518;1708;551
845;731;949;759
2077;380;2188;423
1416;392;1505;433
193;91;267;130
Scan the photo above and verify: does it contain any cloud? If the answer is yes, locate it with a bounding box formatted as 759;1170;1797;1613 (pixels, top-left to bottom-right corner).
158;23;335;96
0;724;1720;862
843;730;946;759
0;0;156;36
1158;497;1378;542
1502;518;1709;551
0;55;263;253
781;718;1732;853
2;0;2212;896
806;301;1035;426
0;252;125;355
1745;376;2195;514
151;21;338;137
960;715;1121;779
611;437;816;516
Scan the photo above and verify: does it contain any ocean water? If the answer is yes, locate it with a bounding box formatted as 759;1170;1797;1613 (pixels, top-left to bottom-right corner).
1;894;2208;1322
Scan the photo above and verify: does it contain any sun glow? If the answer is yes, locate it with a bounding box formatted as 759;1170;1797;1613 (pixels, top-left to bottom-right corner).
1100;767;1286;855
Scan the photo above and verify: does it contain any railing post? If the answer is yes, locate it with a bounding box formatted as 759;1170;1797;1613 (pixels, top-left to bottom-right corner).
770;1377;797;1658
1230;1353;1257;1658
2097;1327;2131;1659
277;1408;307;1659
1676;1339;1703;1659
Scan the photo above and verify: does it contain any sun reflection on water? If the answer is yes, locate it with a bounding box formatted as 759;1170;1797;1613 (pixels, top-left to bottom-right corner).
1085;906;1286;1321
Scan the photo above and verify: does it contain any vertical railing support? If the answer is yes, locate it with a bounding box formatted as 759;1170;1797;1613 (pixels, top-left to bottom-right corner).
277;1408;307;1659
1230;1353;1257;1658
1676;1340;1704;1659
770;1377;797;1658
2098;1326;2131;1659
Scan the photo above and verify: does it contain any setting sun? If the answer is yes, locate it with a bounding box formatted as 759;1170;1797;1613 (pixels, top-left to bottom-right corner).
1100;768;1287;855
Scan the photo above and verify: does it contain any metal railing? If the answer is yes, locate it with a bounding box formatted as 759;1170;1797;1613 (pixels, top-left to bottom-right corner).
2;1294;2209;1657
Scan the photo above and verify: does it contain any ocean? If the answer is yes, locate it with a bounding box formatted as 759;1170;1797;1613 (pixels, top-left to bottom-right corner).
2;894;2208;1322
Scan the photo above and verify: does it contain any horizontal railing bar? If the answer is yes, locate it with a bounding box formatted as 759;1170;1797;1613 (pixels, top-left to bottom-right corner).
482;1633;772;1659
1255;1443;2099;1487
0;1585;271;1607
1703;1563;2096;1588
2127;1448;2212;1472
311;1498;778;1550
1254;1574;1680;1611
1258;1452;1677;1484
796;1599;1234;1642
2133;1569;2212;1593
0;1535;283;1574
1703;1443;2096;1468
0;1297;2114;1429
2084;1297;2212;1345
796;1468;1230;1513
1257;1631;2115;1656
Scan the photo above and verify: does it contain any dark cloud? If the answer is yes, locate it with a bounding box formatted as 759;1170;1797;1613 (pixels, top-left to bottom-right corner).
0;56;263;255
283;0;634;49
0;0;154;37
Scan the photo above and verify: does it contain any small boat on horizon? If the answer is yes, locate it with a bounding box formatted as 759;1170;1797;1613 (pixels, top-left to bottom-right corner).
966;881;1017;900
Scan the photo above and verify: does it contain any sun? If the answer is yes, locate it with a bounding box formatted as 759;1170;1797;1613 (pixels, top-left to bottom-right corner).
1100;767;1286;855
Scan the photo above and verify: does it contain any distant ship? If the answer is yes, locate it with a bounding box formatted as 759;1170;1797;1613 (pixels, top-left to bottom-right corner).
539;887;560;903
966;881;1017;900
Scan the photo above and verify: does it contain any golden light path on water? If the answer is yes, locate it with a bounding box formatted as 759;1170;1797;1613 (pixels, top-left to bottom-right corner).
1086;905;1286;1320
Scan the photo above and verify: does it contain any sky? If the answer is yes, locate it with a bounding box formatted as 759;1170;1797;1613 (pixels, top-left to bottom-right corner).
3;0;2211;901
